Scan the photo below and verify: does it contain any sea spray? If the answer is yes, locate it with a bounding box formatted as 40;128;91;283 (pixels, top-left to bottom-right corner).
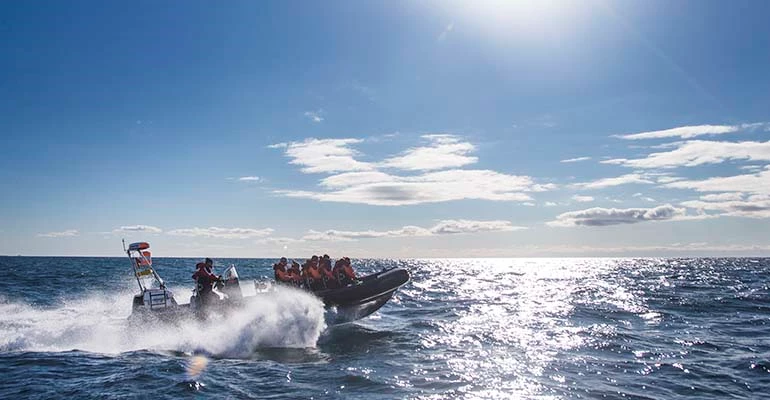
0;290;134;353
167;287;327;358
0;286;326;357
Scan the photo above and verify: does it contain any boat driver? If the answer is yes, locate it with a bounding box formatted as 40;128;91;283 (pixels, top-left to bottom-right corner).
192;258;220;306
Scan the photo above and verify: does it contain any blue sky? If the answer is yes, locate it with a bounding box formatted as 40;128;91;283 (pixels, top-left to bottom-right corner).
2;0;769;257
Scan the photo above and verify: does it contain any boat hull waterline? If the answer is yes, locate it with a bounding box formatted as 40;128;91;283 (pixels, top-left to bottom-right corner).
129;266;410;325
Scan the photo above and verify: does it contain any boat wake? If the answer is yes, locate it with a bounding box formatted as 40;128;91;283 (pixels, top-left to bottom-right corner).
0;286;326;358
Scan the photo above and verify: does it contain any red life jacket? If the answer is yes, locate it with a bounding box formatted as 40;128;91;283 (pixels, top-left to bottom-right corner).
342;264;356;280
307;265;322;280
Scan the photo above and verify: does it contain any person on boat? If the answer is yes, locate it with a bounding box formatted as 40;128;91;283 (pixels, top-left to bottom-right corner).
303;255;323;290
332;259;349;286
320;254;332;271
192;260;220;307
335;257;357;286
319;255;337;289
192;260;218;283
287;260;302;286
273;257;293;284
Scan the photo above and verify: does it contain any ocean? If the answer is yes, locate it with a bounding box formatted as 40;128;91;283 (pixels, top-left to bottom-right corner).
0;257;769;399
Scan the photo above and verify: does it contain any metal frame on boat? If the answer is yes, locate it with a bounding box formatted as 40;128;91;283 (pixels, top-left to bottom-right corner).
123;240;183;320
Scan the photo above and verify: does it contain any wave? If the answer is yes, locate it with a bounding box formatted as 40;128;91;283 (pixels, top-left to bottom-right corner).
0;286;326;357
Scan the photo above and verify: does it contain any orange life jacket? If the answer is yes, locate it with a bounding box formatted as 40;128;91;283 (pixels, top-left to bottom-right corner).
274;264;291;282
307;265;322;280
342;264;356;280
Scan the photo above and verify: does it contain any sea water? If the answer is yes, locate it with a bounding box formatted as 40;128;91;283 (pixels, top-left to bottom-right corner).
0;257;769;399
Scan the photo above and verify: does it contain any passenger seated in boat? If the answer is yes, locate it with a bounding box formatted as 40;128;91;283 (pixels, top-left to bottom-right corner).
303;255;323;290
287;261;302;285
332;259;348;286
320;255;337;289
273;257;293;284
192;259;220;306
333;257;357;286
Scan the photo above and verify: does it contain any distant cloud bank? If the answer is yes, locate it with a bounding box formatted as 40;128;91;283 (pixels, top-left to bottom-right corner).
548;204;687;227
37;229;79;238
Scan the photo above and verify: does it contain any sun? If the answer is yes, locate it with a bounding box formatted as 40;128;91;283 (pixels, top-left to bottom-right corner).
440;0;586;44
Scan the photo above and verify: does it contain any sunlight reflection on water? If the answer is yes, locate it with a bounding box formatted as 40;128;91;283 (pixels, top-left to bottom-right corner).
405;258;658;398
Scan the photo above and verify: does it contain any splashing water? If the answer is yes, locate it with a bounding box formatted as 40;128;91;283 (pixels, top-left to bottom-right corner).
0;286;326;357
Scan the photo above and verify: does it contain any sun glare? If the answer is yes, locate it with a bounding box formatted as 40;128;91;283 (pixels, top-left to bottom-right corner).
444;0;586;44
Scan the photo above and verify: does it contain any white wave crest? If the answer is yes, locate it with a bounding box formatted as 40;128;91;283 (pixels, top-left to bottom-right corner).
0;286;326;357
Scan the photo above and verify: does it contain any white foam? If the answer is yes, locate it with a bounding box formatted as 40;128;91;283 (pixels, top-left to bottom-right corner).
0;286;326;357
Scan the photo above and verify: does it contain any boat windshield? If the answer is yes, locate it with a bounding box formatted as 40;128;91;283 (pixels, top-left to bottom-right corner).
222;266;239;281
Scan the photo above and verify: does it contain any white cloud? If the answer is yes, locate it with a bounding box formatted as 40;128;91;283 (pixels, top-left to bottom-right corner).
277;169;542;206
700;192;745;202
271;135;551;206
656;176;684;184
544;201;558;207
167;227;274;239
548;204;687;227
113;225;163;234
506;242;770;256
664;166;770;195
431;219;525;234
37;229;79;238
303;109;324;123
236;176;261;182
681;195;770;219
303;219;525;241
614;123;766;140
602;140;770;169
302;229;402;242
572;173;653;189
571;195;594;203
379;134;478;171
254;237;304;245
273;138;372;174
319;171;394;189
437;22;454;41
674;188;770;219
632;193;656;202
560;156;592;163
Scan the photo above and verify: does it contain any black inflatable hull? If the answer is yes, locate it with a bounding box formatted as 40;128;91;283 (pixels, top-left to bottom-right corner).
314;267;410;324
128;268;411;325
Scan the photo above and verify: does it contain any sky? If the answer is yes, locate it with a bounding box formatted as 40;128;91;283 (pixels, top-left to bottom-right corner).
1;0;769;257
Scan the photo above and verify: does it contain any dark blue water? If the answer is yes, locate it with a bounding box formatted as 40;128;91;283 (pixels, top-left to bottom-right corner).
1;257;769;399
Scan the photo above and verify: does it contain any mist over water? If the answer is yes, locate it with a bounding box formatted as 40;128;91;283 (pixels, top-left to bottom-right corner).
2;256;770;399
